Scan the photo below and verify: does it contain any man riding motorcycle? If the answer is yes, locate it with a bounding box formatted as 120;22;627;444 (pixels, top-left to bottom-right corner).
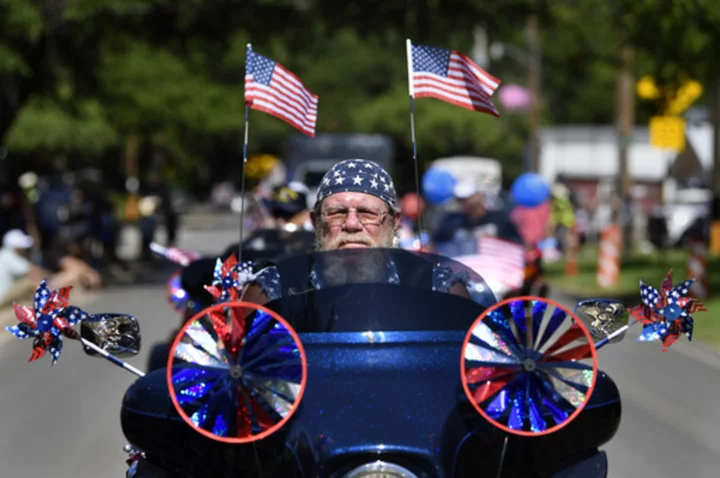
240;159;477;305
432;180;524;247
149;160;481;370
268;181;313;232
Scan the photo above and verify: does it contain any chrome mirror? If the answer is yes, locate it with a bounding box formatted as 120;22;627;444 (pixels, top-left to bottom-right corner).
81;314;141;357
575;299;629;344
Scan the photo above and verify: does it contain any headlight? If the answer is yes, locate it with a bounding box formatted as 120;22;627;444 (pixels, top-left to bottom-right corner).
343;460;418;478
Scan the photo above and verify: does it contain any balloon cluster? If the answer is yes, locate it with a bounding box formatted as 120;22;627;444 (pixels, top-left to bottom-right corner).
422;167;456;205
510;172;550;207
630;270;707;352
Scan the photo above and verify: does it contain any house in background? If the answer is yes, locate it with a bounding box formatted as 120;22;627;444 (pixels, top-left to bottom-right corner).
539;123;714;243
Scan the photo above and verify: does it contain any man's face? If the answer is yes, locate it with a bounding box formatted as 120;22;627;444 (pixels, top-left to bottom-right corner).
312;192;399;251
459;192;487;220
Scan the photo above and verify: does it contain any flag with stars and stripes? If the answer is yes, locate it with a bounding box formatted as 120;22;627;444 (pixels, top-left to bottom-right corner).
245;46;319;136
409;42;501;117
452;236;525;293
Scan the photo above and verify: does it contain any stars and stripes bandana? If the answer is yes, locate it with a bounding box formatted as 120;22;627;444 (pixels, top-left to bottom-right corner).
316;159;398;209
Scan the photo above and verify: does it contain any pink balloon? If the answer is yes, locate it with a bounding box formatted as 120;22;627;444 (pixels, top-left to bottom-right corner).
498;84;535;112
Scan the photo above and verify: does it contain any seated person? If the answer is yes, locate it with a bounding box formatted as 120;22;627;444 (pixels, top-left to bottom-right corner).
0;230;46;306
240;159;476;305
0;229;102;307
46;239;103;290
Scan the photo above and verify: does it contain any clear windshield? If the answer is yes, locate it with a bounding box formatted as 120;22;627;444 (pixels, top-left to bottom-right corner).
222;229;316;263
260;248;497;332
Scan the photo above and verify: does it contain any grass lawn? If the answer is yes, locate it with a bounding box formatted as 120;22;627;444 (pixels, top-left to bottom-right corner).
545;245;720;348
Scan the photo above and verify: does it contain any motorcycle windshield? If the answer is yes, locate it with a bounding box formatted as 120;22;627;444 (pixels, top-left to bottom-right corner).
433;236;526;299
261;248;497;333
222;228;316;262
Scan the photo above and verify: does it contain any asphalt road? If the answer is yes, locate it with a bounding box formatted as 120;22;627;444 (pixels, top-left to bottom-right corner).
1;216;719;477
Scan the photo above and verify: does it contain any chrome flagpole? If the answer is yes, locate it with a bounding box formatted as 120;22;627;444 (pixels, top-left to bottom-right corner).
238;43;252;263
406;39;424;239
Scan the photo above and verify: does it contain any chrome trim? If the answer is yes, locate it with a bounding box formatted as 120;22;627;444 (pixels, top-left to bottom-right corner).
343;460;418;478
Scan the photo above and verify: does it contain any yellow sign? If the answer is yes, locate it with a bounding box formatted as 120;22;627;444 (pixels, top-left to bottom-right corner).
636;76;661;100
637;77;703;116
649;116;685;151
666;80;703;116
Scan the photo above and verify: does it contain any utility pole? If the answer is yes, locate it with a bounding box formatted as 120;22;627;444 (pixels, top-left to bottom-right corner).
711;81;720;254
526;14;541;173
616;44;635;248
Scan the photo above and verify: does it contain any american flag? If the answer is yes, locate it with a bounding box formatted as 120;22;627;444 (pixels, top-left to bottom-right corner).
410;43;501;117
453;236;525;291
245;48;318;136
150;243;200;266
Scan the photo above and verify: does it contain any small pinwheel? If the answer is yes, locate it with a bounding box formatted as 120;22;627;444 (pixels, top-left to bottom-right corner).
204;253;255;303
5;280;90;365
629;270;707;351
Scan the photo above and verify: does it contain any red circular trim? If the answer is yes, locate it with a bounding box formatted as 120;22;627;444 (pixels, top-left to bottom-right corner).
460;296;598;437
167;301;308;444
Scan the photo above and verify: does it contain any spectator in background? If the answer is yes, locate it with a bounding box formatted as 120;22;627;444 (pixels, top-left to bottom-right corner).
510;200;552;250
140;170;178;252
35;158;74;266
647;205;669;250
550;184;576;252
433;181;524;246
0;229;41;305
0;229;103;307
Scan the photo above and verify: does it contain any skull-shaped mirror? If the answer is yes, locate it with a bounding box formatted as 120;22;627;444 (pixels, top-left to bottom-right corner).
81;314;141;357
575;299;628;344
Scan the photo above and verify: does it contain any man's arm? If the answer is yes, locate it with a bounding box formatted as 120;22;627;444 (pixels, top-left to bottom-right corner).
239;265;282;306
240;283;269;306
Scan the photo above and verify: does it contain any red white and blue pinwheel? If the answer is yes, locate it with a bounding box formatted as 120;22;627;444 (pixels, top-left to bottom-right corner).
630;270;707;352
5;280;90;365
204;253;255;303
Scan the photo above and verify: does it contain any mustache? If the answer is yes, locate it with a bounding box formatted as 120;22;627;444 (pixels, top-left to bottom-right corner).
324;232;374;250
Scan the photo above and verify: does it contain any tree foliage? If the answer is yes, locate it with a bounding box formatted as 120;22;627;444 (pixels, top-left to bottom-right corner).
1;0;719;189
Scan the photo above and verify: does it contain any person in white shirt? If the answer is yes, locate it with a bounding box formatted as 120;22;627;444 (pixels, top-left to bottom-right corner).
0;229;102;306
0;229;46;305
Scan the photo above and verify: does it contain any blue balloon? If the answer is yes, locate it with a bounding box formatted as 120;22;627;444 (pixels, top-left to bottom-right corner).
422;168;457;205
510;173;550;207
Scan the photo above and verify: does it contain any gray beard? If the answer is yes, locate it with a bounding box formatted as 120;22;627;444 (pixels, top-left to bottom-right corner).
319;249;391;287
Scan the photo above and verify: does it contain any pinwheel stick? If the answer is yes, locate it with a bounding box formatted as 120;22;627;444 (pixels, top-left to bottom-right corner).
593;318;639;351
80;338;146;378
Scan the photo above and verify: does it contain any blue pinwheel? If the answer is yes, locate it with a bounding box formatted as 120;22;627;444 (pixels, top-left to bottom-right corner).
5;280;90;365
205;253;255;303
630;270;707;351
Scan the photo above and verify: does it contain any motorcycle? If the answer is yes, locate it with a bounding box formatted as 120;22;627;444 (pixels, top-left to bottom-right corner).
148;225;316;370
6;248;702;477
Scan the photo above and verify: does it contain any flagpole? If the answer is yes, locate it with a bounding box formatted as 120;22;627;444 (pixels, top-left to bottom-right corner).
238;43;252;263
406;39;424;242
